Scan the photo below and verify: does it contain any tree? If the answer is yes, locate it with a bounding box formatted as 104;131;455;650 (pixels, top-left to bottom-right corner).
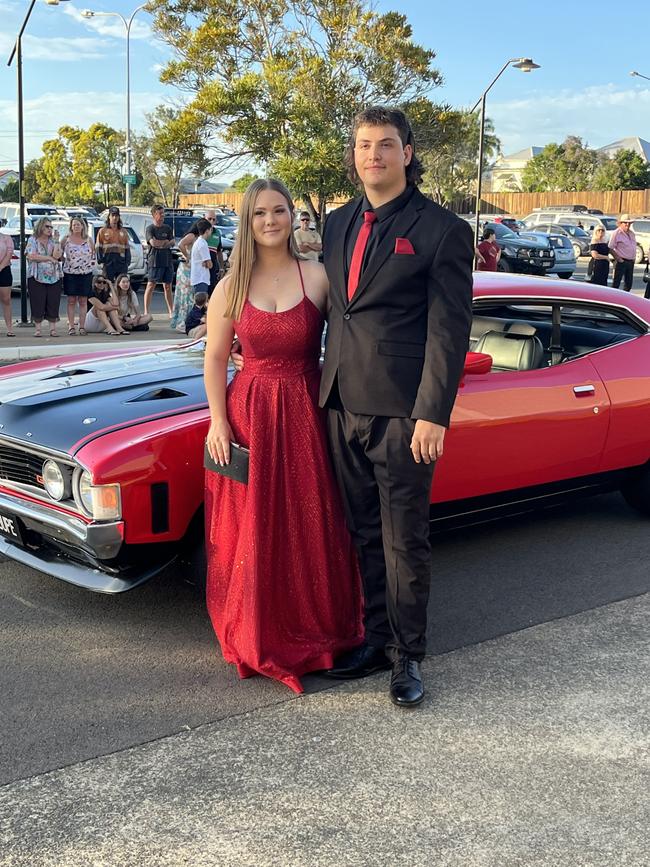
521;137;600;192
0;179;19;202
593;149;650;191
143;105;210;207
411;105;500;207
231;173;261;192
150;0;444;223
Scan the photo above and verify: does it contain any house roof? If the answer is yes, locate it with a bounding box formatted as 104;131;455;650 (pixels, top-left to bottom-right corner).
0;169;18;179
597;137;650;163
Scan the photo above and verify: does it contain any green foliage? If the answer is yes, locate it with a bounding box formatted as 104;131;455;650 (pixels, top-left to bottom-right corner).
521;137;601;192
148;0;444;220
144;105;210;207
593;149;650;191
230;173;261;192
0;179;19;202
413;106;500;206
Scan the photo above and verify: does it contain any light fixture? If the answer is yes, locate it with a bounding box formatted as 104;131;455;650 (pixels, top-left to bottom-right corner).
512;58;540;73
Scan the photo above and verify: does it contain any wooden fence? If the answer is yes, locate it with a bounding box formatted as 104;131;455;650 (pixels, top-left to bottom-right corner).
180;188;650;218
471;189;650;218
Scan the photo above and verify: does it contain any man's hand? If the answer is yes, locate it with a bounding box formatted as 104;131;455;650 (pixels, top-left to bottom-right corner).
230;339;244;371
410;420;445;464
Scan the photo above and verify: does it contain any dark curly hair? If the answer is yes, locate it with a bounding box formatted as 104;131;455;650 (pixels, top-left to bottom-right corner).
344;106;423;189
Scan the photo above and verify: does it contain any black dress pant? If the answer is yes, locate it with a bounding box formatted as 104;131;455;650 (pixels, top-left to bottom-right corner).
326;404;435;662
612;258;634;291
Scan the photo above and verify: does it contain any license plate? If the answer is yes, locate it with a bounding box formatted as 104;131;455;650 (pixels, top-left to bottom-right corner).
0;509;23;546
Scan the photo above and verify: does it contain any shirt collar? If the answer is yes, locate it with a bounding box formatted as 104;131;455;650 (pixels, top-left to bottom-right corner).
361;184;415;223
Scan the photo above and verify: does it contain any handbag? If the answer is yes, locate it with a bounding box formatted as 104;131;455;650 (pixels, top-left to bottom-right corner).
204;442;249;484
643;263;650;284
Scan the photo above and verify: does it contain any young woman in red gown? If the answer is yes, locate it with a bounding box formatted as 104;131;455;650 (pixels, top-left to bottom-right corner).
203;179;364;694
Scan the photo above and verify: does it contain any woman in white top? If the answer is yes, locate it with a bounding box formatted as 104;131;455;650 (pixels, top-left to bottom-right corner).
190;219;213;292
115;273;152;331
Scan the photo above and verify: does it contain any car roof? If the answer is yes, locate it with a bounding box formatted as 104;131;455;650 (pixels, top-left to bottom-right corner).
473;272;650;324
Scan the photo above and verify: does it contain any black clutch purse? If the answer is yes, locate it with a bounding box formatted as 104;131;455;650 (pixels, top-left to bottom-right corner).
204;442;249;484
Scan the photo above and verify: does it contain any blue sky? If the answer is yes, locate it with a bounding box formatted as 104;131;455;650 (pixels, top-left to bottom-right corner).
1;0;649;181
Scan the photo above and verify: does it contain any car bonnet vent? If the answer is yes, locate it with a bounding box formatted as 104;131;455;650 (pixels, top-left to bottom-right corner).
46;368;96;378
127;387;188;402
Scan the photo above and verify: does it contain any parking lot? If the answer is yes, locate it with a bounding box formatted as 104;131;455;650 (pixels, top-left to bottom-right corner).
1;490;649;865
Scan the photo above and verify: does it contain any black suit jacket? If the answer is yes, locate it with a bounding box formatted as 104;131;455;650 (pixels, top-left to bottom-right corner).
320;187;474;427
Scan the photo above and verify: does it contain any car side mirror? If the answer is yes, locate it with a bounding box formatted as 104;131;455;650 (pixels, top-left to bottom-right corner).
464;351;492;376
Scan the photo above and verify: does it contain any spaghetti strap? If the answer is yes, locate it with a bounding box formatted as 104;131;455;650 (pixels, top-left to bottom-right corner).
296;259;306;296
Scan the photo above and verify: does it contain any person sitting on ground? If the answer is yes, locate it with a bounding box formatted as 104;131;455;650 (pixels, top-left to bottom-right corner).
85;275;129;335
115;273;152;332
185;290;208;340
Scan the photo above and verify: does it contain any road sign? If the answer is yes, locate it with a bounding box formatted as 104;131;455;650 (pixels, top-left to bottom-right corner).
122;174;137;185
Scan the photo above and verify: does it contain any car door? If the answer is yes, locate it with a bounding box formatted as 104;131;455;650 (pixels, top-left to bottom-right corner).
432;304;611;504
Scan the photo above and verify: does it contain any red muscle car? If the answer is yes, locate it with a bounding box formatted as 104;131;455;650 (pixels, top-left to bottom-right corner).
1;273;650;592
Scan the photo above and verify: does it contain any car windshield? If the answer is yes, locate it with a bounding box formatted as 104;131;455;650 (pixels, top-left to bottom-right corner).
487;223;517;239
215;216;236;227
602;218;618;230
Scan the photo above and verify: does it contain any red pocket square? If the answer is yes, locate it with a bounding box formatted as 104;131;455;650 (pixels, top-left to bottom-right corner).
395;238;415;255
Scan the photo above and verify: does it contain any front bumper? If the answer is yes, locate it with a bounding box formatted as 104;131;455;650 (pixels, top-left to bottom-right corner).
0;489;165;593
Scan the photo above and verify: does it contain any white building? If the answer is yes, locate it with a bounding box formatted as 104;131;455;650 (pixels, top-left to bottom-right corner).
483;147;543;192
597;137;650;163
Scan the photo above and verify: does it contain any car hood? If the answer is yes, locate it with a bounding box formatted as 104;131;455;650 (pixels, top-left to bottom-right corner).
0;344;209;454
509;233;552;251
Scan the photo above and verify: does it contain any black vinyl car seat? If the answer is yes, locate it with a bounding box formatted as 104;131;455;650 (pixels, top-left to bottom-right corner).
474;329;544;371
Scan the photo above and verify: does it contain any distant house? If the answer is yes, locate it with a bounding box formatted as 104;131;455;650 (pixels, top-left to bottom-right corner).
484;148;543;192
597;137;650;164
0;169;19;191
179;178;229;195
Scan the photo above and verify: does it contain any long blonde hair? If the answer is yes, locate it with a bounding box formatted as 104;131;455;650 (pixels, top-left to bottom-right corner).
68;216;88;239
224;178;300;320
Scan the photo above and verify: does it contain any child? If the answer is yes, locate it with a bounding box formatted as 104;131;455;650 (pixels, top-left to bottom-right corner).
190;219;213;294
115;273;152;332
185;290;208;340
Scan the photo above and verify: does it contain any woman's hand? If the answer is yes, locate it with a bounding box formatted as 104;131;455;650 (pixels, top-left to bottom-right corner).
206;418;234;466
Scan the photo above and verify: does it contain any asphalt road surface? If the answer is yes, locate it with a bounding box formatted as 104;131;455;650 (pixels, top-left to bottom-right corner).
2;490;649;787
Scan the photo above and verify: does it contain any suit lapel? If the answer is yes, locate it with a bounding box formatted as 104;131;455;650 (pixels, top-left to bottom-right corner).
346;192;423;310
330;199;363;307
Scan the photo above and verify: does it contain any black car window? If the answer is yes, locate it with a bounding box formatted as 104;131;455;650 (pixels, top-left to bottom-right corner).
634;220;650;233
471;300;643;370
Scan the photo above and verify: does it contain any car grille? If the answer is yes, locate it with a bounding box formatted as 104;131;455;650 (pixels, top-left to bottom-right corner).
0;444;44;488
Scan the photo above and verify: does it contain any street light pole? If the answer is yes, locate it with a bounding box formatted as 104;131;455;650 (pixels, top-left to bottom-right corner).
630;70;650;82
472;57;540;252
7;0;69;325
82;6;147;206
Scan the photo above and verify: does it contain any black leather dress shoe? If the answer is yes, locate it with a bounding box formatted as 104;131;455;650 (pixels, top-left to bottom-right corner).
390;657;424;707
324;643;391;679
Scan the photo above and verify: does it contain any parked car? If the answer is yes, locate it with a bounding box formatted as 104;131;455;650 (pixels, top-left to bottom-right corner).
483;222;555;275
524;209;618;243
493;216;525;233
0;202;60;227
190;209;237;252
3;275;650;593
57;206;100;221
630;217;650;264
524;221;591;259
520;231;576;279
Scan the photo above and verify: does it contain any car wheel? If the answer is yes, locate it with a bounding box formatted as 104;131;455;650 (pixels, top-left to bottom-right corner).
635;245;645;265
572;243;581;259
621;465;650;516
558;272;572;279
497;258;512;273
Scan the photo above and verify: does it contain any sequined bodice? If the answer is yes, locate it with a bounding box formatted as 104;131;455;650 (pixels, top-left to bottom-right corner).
235;297;324;378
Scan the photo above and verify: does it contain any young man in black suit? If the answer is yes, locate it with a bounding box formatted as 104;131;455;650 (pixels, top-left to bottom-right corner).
321;106;474;707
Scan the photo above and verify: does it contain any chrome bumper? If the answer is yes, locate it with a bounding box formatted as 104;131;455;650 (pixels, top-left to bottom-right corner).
0;490;161;593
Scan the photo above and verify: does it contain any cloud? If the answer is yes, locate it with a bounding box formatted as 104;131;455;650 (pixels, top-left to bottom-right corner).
0;32;107;62
488;84;650;155
0;90;162;163
63;5;151;41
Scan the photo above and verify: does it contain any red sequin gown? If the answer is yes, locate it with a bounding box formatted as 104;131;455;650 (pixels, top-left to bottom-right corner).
205;267;364;694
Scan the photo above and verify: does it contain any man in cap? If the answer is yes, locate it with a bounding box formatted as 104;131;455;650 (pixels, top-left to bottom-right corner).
609;214;637;291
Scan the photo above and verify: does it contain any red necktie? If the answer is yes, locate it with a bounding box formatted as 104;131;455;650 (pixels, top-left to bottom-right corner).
347;210;377;300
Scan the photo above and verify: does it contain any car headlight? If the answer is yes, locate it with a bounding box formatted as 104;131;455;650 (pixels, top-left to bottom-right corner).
516;249;531;258
74;469;122;520
42;460;68;501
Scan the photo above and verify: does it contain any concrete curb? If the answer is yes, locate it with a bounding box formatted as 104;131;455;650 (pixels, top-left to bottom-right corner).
0;338;189;363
